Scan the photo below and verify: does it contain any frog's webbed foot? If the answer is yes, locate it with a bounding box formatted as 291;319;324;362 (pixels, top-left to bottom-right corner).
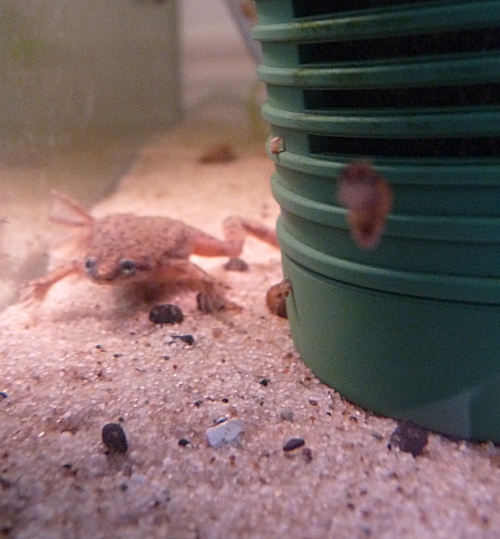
196;286;242;314
49;191;94;228
154;260;241;314
196;289;226;314
190;217;279;260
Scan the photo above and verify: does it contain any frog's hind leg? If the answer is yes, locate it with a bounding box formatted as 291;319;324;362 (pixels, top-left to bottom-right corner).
49;191;94;228
48;191;94;255
153;259;237;313
191;217;278;258
225;217;279;249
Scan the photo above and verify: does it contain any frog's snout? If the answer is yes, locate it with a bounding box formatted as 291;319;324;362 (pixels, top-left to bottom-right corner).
84;256;116;282
84;256;139;282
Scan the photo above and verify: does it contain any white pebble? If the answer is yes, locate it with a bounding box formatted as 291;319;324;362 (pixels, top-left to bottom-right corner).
205;418;245;448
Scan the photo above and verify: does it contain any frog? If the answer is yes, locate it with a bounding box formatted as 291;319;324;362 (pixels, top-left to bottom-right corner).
21;191;279;313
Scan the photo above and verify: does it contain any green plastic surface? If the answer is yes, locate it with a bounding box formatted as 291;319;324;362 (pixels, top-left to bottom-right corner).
282;250;500;442
255;0;500;440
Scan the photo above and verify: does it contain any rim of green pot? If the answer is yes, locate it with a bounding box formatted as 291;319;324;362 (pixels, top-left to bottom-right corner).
253;1;500;43
277;216;500;304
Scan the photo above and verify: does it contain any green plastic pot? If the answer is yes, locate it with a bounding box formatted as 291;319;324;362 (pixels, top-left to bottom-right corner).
254;0;500;441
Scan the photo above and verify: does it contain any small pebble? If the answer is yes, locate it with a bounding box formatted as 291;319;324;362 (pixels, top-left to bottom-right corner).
102;423;128;454
283;438;305;452
259;378;270;387
0;392;8;399
389;421;428;457
131;473;147;485
206;419;245;448
149;304;184;325
178;438;190;447
266;279;292;319
279;408;294;422
174;334;194;346
302;447;313;463
224;257;249;272
0;477;12;489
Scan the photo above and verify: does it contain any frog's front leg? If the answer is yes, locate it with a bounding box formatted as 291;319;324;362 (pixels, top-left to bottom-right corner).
153;259;233;313
190;217;278;258
20;262;82;304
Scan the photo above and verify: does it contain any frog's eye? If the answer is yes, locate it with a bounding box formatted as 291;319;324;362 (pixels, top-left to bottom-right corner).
85;257;97;274
119;259;136;276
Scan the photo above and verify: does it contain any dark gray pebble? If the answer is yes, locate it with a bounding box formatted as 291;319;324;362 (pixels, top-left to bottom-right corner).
302;447;313;463
0;392;8;399
149;304;184;325
283;438;305;452
389;421;428;457
178;438;190;446
102;423;128;453
174;334;194;346
224;257;249;272
279;408;294;422
259;378;270;387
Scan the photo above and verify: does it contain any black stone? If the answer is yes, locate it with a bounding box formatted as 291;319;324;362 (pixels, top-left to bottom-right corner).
174;334;194;346
283;438;305;452
389;421;428;457
102;423;128;454
149;304;184;325
224;257;249;272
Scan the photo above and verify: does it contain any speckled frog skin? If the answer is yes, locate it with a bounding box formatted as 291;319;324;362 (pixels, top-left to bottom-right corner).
22;192;279;312
84;214;195;284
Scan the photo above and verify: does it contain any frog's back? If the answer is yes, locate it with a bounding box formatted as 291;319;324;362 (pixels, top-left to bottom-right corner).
90;214;194;262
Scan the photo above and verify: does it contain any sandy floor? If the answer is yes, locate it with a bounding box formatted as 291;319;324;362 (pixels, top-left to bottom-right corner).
2;3;500;539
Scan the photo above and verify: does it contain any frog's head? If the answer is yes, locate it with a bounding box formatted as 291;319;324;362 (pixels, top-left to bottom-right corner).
83;214;155;285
